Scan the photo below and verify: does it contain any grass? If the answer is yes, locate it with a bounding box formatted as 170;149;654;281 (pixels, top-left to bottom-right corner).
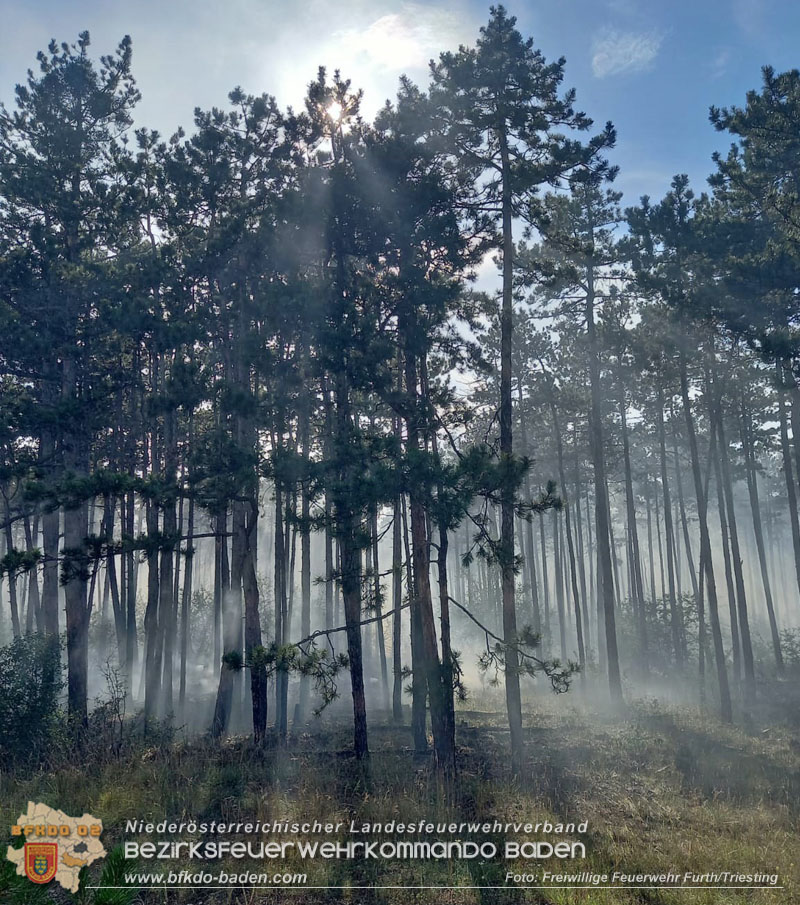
1;691;798;905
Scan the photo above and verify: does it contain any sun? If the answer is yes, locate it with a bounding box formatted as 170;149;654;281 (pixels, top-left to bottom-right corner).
326;101;343;122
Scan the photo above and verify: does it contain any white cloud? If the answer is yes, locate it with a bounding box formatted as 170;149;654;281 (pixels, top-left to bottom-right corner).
709;48;731;79
591;28;663;78
0;0;479;137
255;1;478;121
335;5;473;73
733;0;769;35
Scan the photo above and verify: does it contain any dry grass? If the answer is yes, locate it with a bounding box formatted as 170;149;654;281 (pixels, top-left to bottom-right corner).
1;693;798;904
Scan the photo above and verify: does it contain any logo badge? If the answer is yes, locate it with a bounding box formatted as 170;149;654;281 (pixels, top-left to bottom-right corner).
8;803;105;893
24;842;58;884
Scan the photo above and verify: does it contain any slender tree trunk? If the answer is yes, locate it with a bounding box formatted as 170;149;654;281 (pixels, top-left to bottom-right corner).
371;504;390;711
22;515;41;633
213;512;223;677
740;396;783;673
657;385;683;666
789;383;800;511
61;353;90;726
3;509;21;638
297;400;313;723
776;361;800;602
323;382;335;638
124;492;138;691
712;420;742;684
325;516;334;632
273;480;288;741
697;533;707;708
517;379;541;635
618;387;648;672
285;495;296;646
553;508;566;661
39;422;60;637
653;476;667;604
572;426;590;653
711;378;755;703
539;513;551;655
179;494;194;707
102;497;125;664
332;365;369;760
436;513;456;776
211;505;238;738
585;255;622;703
143;499;161;729
392;495;404;723
243;491;266;742
679;351;732;722
607;488;623;606
403;337;452;774
669;419;696;661
402;492;426;751
496;130;524;772
554;420;586;670
645;476;658;618
159;409;177;717
672;498;684;601
64;500;89;727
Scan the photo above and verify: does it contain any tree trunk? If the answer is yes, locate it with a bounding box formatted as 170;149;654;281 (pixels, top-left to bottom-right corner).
3;510;21;638
392;495;404;723
776;361;800;602
711;419;742;684
179;494;194;707
143;500;161;728
273;481;288;741
371;505;390;711
740;395;783;673
22;515;41;633
39;422;60;637
436;514;456;776
213;513;223;677
243;492;267;742
403;491;426;752
678;351;732;722
403;339;452;774
333;366;369;760
553;508;566;661
159;409;177;717
669;418;696;661
124;492;138;692
618;387;648;673
644;477;658;619
517;378;541;636
497;128;525;772
585;253;622;703
297;400;313;723
553;411;586;671
710;371;755;702
211;506;237;738
572;426;590;653
102;497;126;665
656;385;683;666
539;513;551;655
63;500;89;727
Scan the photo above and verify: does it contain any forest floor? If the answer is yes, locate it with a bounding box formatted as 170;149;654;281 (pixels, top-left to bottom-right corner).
2;689;799;905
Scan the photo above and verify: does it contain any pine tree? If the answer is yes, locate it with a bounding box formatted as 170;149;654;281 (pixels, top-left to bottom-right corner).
430;3;614;771
0;32;140;724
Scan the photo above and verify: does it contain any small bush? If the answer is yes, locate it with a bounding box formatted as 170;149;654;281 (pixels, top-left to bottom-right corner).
0;633;63;769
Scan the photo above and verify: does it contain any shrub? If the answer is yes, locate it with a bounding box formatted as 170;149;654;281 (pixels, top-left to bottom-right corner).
0;633;63;769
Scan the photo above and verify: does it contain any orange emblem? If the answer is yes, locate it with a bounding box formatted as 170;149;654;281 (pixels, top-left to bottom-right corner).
24;842;57;884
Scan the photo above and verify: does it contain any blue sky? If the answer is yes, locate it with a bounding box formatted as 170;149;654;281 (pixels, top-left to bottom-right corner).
1;0;798;205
